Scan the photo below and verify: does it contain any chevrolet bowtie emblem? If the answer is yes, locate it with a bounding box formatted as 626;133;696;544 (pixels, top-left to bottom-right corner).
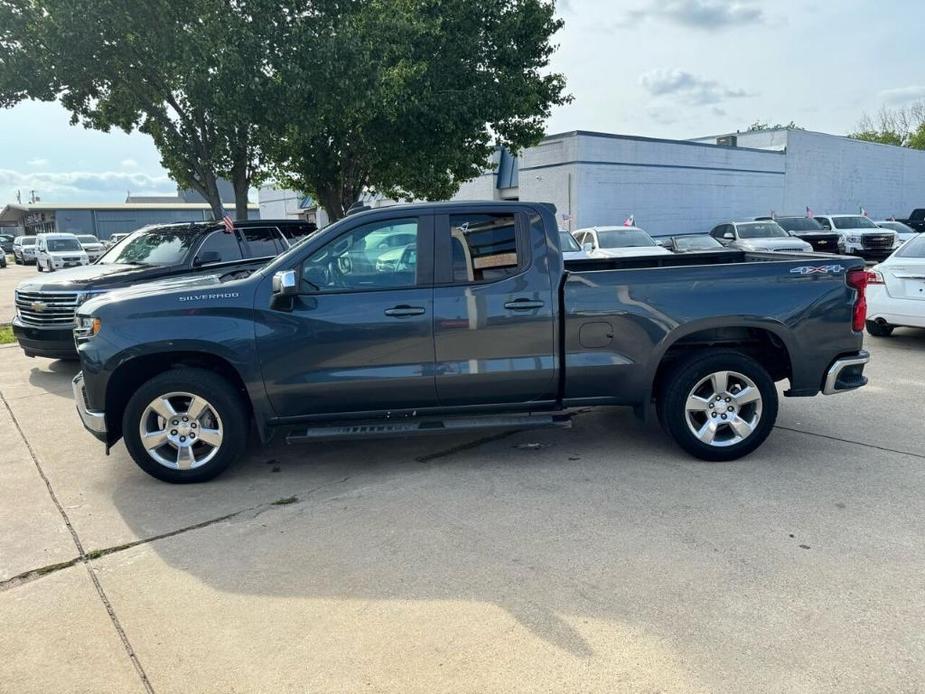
31;301;47;312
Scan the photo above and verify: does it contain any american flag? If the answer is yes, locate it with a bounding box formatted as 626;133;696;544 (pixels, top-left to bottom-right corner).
859;206;869;218
623;214;635;227
806;206;814;219
222;214;235;234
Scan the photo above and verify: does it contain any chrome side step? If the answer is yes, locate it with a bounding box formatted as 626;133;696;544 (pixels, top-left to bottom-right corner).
285;413;572;444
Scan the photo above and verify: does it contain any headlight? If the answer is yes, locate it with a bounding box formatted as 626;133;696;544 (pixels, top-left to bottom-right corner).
74;316;102;341
751;246;771;252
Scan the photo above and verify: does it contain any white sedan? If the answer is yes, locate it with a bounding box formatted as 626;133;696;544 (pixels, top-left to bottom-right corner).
573;226;672;259
866;234;925;336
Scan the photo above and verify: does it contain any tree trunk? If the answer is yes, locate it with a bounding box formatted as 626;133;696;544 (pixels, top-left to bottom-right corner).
232;174;250;221
318;185;346;222
199;171;224;219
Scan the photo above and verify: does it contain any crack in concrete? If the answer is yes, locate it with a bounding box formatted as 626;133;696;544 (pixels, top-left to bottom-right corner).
774;425;925;460
1;391;156;694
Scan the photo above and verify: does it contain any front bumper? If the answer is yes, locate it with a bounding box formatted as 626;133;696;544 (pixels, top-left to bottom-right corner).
11;318;78;359
822;351;870;395
72;372;107;441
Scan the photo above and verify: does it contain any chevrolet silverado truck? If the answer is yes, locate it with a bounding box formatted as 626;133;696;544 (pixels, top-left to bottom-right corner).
13;219;313;359
71;201;871;483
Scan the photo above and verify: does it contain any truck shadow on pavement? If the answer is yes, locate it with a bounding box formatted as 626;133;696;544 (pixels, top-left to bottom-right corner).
27;359;80;397
102;407;790;665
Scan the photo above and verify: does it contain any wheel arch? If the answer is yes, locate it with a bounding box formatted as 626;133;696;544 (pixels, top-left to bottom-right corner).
104;350;254;446
648;320;795;406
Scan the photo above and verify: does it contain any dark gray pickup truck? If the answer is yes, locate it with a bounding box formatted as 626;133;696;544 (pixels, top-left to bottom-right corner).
71;201;871;483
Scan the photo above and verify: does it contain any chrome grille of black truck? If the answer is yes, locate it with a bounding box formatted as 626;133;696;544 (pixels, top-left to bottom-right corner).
14;290;81;326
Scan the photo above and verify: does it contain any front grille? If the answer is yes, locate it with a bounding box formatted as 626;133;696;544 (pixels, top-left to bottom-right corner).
63;256;81;262
803;234;841;250
862;234;894;250
15;290;81;326
774;248;808;253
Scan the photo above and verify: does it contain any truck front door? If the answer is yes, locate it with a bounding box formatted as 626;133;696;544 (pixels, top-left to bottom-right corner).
257;214;438;418
432;209;558;407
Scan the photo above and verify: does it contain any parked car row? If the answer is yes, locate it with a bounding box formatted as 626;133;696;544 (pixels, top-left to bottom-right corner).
12;220;316;359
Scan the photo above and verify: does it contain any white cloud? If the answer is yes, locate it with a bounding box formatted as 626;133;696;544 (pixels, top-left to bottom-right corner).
0;169;175;202
27;158;48;168
623;0;764;29
878;86;925;106
640;69;753;106
121;158;140;169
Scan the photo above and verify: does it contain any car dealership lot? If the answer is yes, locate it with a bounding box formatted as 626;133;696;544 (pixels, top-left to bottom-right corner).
1;334;923;692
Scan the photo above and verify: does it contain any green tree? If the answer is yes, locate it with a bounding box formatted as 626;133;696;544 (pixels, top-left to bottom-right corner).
746;120;802;132
849;103;925;149
0;0;280;218
269;0;570;221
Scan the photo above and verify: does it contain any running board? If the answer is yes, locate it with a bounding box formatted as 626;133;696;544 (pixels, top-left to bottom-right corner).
285;413;572;444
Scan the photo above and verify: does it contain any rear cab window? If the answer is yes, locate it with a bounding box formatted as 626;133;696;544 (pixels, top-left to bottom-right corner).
240;226;289;258
439;212;526;284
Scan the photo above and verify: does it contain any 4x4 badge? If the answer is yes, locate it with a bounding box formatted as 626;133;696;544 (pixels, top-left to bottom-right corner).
790;265;846;275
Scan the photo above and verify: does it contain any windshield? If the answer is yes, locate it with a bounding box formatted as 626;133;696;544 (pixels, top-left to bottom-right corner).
674;235;723;251
896;235;925;258
597;229;656;248
832;216;878;230
559;231;581;251
736;222;789;239
97;227;199;266
77;235;99;243
46;238;83;252
776;217;824;232
19;236;36;246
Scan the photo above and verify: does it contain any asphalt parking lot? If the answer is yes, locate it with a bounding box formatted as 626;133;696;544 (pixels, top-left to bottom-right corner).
1;305;924;692
0;259;31;320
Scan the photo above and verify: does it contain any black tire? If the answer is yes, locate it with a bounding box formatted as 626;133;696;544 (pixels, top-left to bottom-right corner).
122;368;248;483
657;350;779;462
36;260;43;272
865;320;894;337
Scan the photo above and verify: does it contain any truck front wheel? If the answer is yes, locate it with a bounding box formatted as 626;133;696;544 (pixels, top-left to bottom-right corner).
658;351;778;462
122;368;248;483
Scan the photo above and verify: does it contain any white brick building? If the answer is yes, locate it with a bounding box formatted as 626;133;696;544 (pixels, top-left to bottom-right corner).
260;128;925;236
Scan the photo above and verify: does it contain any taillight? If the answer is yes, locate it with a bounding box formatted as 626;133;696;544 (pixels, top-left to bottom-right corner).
846;268;868;332
866;270;885;285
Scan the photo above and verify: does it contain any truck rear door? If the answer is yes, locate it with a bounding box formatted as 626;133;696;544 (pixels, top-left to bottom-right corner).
432;209;558;407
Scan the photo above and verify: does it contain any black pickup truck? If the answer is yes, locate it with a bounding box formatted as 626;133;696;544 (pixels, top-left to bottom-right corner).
71;201;871;483
895;209;925;234
12;219;313;359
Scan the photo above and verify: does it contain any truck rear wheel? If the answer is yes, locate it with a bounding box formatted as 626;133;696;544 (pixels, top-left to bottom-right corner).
658;351;778;462
122;368;248;483
865;319;894;337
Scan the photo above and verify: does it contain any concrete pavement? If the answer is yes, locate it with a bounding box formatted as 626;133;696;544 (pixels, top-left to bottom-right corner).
1;260;33;322
1;331;924;693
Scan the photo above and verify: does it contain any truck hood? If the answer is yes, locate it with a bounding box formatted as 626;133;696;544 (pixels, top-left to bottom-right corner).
15;262;185;293
737;238;811;251
78;273;227;315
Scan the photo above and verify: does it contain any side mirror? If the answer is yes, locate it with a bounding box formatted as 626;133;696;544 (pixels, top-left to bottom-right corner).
654;239;665;247
194;251;221;267
581;242;593;253
723;232;735;240
272;269;298;297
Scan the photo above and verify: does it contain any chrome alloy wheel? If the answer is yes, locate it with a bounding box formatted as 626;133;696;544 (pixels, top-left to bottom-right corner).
684;370;763;448
138;392;224;470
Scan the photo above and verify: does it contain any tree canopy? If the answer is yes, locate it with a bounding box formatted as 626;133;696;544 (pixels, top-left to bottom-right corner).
850;103;925;149
1;0;569;221
268;0;570;220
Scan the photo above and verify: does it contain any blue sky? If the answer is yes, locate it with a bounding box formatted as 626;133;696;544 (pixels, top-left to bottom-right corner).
2;0;924;204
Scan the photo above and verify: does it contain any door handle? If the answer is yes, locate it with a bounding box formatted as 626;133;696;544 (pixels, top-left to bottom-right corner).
504;298;545;311
384;305;426;317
